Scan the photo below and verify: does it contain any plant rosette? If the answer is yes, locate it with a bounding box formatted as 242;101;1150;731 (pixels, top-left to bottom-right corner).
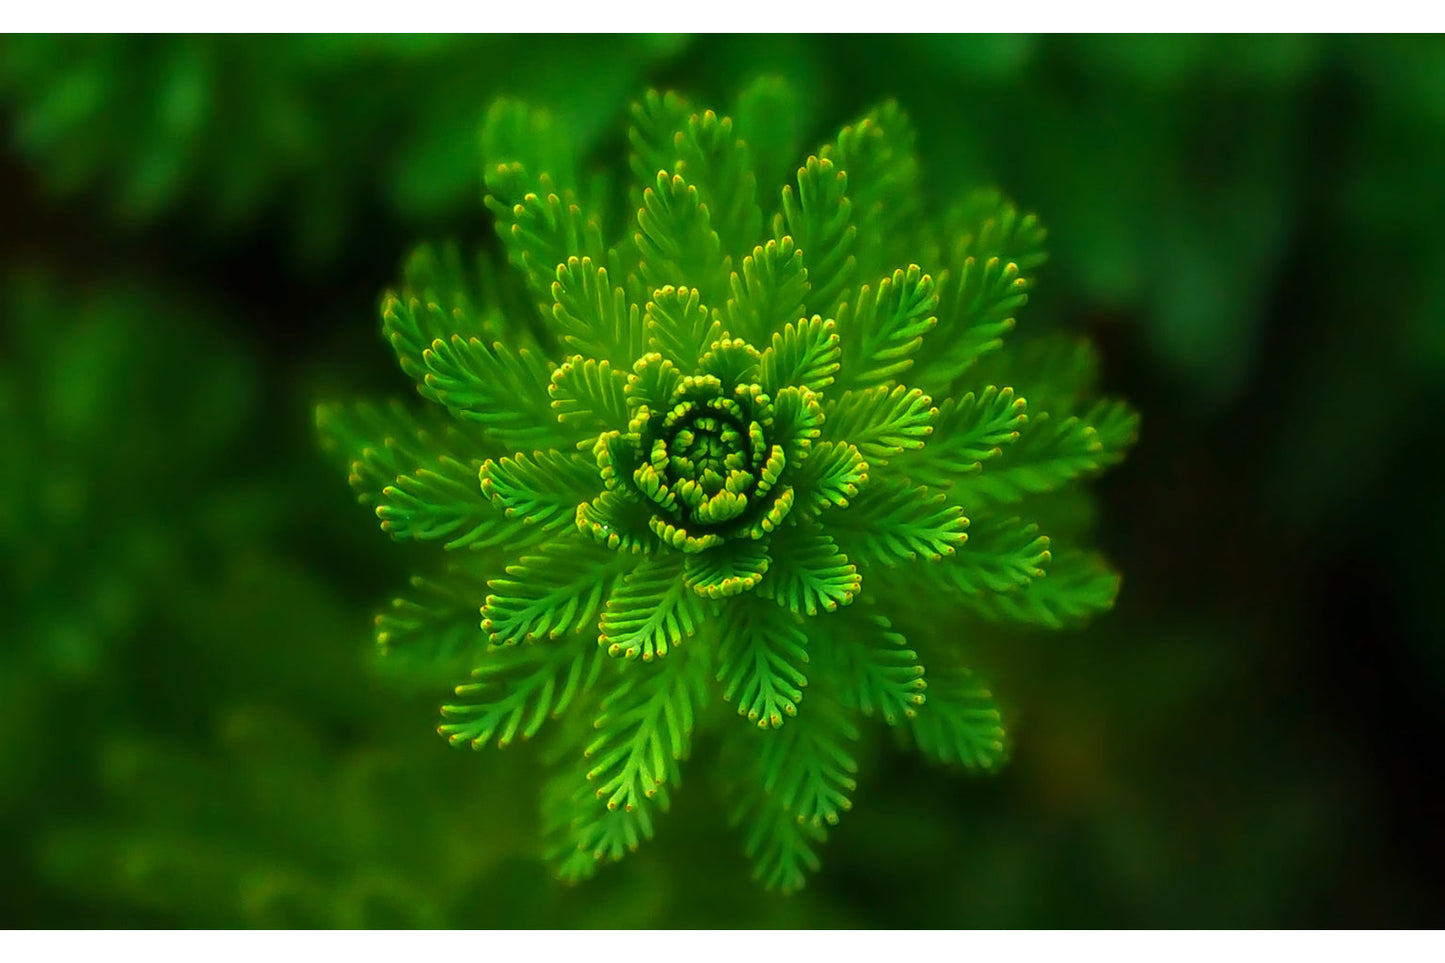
319;80;1138;891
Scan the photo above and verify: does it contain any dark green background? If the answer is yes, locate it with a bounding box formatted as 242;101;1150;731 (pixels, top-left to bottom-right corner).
1;34;1441;928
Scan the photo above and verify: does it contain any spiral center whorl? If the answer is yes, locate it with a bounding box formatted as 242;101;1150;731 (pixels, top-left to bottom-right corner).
634;373;775;531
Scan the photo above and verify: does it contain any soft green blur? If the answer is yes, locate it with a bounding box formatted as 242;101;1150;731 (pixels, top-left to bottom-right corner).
1;34;1440;928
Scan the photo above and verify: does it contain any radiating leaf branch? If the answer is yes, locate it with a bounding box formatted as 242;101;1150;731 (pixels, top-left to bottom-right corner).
759;692;859;827
584;644;710;814
834;265;938;390
829;478;969;565
759;315;840;395
892;385;1027;488
775;156;855;314
439;632;602;749
374;565;495;680
723;236;810;346
635;170;728;306
819;101;921;278
811;608;927;726
599;552;709;662
550;257;645;366
822;384;935;466
954;399;1139;505
957;547;1121;629
760;522;861;616
549;355;631;434
715;593;810;729
907;666;1008;771
481;539;629;644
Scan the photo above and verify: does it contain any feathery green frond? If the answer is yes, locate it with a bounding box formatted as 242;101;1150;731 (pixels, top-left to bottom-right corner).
550;257;645;366
734;782;826;894
907;667;1008;771
438;633;600;749
819;101;921;277
768;384;825;464
635;170;728;305
814;609;927;726
955;399;1140;505
921;256;1030;387
830;478;969;565
760;525;861;616
584;645;710;813
643;285;722;367
822;384;935;465
912;192;1048;392
722;236;810;346
382;294;474;398
931;514;1051;594
958;548;1121;629
575;489;655;555
387;246;521;362
936;188;1048;278
414;328;556;450
375;453;498;549
759;315;840;395
479;449;600;534
716;595;810;729
699;336;762;389
972;334;1102;418
544;751;659;883
549;355;630;433
674;108;762;261
624;352;684;415
917;191;1047;365
684;537;772;600
628;89;694;193
877;513;1050;605
485;174;609;302
374;568;493;678
789;441;868;516
895;386;1027;488
834;265;938;390
481;540;627;644
725;724;828;892
316;398;449;507
912;199;1040;383
776;156;855;313
398;244;546;353
600;553;709;661
760;693;859;827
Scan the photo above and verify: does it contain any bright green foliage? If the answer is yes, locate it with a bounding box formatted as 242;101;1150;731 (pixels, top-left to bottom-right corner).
716;594;811;727
375;568;495;679
599;554;707;660
439;635;601;749
907;667;1009;770
320;82;1137;891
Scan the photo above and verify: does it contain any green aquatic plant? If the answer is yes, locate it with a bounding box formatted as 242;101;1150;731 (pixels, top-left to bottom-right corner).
318;81;1138;891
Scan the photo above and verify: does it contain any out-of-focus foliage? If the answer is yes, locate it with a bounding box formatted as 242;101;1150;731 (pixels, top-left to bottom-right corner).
0;34;688;260
1;273;254;817
2;34;1441;928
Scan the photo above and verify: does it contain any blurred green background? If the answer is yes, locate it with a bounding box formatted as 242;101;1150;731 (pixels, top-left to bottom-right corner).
1;34;1441;928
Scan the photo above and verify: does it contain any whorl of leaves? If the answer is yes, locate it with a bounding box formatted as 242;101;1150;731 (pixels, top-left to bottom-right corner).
318;78;1137;892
